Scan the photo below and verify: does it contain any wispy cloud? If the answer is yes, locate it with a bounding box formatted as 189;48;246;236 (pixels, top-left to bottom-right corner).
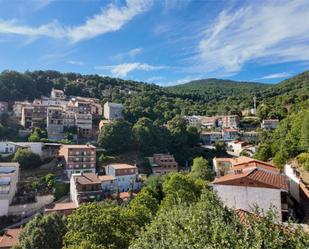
160;75;202;86
66;60;85;66
0;0;152;43
195;0;309;74
32;0;55;11
260;72;291;80
112;47;143;61
95;62;167;77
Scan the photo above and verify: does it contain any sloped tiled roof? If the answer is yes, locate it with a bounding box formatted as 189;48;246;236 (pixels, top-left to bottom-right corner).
0;228;22;249
232;159;278;172
74;173;101;185
212;168;288;191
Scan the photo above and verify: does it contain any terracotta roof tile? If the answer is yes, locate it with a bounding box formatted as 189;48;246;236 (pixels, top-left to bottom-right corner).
45;202;77;212
0;228;22;248
212;168;288;190
108;164;136;170
74;173;101;185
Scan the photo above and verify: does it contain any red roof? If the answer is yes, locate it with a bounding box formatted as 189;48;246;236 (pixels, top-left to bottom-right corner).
212;168;288;190
45;202;77;212
119;192;137;200
232;159;278;172
0;228;22;249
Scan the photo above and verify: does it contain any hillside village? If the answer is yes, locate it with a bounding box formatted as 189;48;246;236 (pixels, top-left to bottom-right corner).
0;71;309;248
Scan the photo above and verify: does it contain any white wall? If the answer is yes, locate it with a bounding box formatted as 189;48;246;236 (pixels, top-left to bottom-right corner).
0;142;17;154
70;176;78;206
115;175;137;192
0;199;9;216
284;164;300;202
15;142;43;156
213;184;283;221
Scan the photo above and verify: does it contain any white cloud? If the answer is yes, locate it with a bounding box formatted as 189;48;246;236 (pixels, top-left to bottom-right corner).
32;0;55;11
196;0;309;74
0;0;152;43
128;48;142;57
260;72;291;80
112;47;143;60
160;75;202;86
66;60;85;66
95;62;167;77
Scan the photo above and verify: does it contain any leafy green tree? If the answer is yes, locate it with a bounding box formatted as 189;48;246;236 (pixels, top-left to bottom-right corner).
190;156;213;181
161;173;201;208
13;149;42;169
186;126;200;147
132;117;155;155
98;120;133;154
300;111;309;151
126;189;159;227
14;213;66;249
273;148;289;168
28;128;47;142
255;142;272;161
64;202;137;249
130;189;309;249
215;140;226;152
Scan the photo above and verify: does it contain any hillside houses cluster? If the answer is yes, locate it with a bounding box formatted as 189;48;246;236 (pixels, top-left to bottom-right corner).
13;89;105;140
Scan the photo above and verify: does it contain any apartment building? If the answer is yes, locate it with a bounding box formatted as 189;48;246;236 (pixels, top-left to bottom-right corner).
75;113;92;138
21;104;47;129
47;106;64;140
184;116;203;127
70;173;103;206
0;162;19;216
51;88;65;99
201;115;240;129
0;101;8;114
74;96;103;116
59;144;96;178
261;119;280;130
104;102;124;120
222;128;239;141
105;164;137;192
148;153;178;175
211;165;288;222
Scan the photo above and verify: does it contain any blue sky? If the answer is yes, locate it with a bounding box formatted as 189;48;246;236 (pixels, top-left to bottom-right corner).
0;0;308;85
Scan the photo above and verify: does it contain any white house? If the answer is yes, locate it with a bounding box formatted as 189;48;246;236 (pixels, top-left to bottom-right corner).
0;162;19;216
103;102;124;120
70;173;104;206
284;164;301;203
99;175;116;192
261;119;279;130
211;166;288;222
104;164;138;192
183;116;203;127
227;141;248;155
0;142;23;155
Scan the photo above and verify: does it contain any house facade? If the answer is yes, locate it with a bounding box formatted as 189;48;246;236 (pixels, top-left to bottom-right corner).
212;167;288;222
103;102;124;120
148;153;178;175
104;164;138;192
59;144;96;178
0;163;19;216
70;173;103;206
